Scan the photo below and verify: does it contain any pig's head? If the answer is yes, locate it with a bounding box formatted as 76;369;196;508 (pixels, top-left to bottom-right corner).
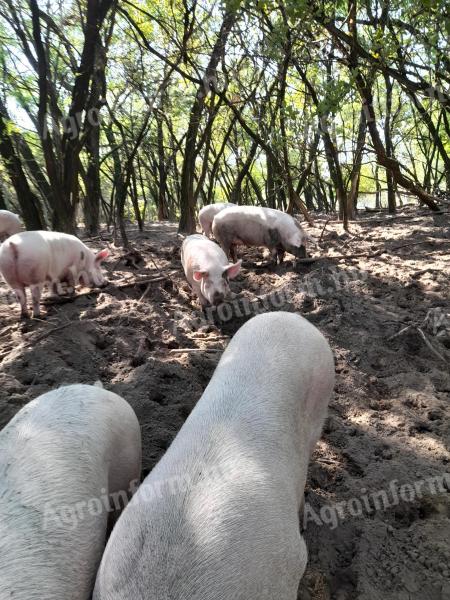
80;248;110;288
193;260;241;305
285;220;308;259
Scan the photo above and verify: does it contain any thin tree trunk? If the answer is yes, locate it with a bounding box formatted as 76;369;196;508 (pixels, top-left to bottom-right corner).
130;169;144;231
375;166;381;209
0;185;7;210
230;141;258;204
0;110;45;229
348;107;367;215
179;9;237;233
384;74;396;213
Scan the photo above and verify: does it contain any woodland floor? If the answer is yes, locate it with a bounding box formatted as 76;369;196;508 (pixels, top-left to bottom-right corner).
0;207;449;600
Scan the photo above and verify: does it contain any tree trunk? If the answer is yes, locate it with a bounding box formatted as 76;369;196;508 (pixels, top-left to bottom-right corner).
356;74;440;211
84;37;108;235
266;154;276;208
130;169;144;231
206;116;237;205
384;74;396;213
0;185;7;210
29;0;115;233
0;110;45;229
293;62;347;227
0;94;54;217
230;141;258;204
348;107;367;215
178;9;237;233
375;166;381;208
156;116;169;220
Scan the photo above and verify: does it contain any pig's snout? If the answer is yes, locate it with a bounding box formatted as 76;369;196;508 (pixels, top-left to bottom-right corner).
212;291;225;305
295;245;307;259
89;271;108;288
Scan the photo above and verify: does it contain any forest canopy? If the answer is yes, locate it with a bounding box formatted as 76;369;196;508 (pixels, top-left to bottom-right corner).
0;0;449;240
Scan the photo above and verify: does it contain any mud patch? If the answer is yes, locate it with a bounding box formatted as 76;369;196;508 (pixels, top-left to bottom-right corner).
0;212;449;599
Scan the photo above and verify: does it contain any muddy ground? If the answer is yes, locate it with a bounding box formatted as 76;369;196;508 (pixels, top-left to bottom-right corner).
0;207;449;600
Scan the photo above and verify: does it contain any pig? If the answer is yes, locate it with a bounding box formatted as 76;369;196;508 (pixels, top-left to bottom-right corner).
181;233;241;306
212;205;308;264
93;311;335;600
0;230;109;318
0;209;22;242
0;384;142;600
198;202;236;237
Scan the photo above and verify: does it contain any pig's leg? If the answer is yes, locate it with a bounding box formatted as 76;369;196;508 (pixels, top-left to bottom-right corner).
51;281;62;297
214;228;233;260
277;247;285;265
230;244;239;263
14;287;29;319
66;266;77;294
270;247;278;265
299;494;306;532
30;284;43;318
267;229;283;266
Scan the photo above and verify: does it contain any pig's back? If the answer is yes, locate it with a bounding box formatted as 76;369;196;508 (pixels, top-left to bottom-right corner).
0;231;88;286
0;231;51;286
199;202;235;219
182;234;227;270
0;210;22;236
214;205;280;223
213;205;294;242
94;313;333;600
0;385;141;600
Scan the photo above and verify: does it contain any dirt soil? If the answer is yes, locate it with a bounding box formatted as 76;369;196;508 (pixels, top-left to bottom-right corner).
0;207;449;600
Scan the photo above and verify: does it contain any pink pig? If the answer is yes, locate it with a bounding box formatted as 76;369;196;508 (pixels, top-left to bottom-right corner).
0;230;109;318
181;234;241;306
0;210;22;242
198;203;236;238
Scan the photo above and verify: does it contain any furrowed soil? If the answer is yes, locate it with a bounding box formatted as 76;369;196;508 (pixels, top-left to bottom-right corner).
0;207;449;600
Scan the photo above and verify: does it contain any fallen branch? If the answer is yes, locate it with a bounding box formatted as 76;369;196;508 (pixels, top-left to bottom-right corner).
318;217;332;244
387;320;448;364
30;321;75;345
169;347;223;354
41;275;171;308
387;324;412;341
189;335;230;341
416;327;448;363
115;276;167;289
355;212;445;224
295;239;449;264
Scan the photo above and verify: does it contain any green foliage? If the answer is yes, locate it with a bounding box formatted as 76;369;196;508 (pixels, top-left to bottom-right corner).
0;0;447;224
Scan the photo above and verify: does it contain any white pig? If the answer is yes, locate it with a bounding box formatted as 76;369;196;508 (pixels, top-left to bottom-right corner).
0;384;142;600
0;209;22;241
198;202;236;237
0;230;109;318
181;233;241;306
93;311;335;600
212;205;308;264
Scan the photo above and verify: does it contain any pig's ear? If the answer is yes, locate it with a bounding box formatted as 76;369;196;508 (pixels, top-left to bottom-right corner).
95;249;110;263
225;259;242;279
193;271;208;282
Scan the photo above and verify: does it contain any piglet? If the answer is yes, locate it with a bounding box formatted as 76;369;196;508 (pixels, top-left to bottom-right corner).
198;202;236;237
0;384;142;600
0;230;109;318
0;209;22;242
181;233;241;306
93;311;335;600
